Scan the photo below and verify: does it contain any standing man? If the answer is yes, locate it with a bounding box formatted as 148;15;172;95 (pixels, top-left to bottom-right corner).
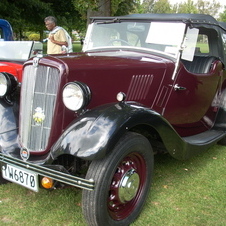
44;16;73;54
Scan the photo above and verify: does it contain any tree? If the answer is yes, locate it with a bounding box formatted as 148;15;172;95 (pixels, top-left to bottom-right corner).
174;0;221;17
140;0;221;17
141;0;172;13
152;0;172;13
43;0;85;37
73;0;140;25
114;0;140;16
87;0;111;23
176;0;198;14
196;0;221;17
141;0;155;13
0;0;53;40
219;6;226;22
0;0;83;41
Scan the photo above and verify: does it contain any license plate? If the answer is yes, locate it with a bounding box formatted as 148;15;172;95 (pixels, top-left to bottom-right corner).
2;164;39;192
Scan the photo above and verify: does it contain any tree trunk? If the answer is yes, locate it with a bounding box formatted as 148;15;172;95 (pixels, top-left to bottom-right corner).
39;30;44;42
87;0;111;26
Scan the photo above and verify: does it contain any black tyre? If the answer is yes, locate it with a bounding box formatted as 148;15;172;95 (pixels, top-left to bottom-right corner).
0;173;9;184
82;132;154;226
218;135;226;145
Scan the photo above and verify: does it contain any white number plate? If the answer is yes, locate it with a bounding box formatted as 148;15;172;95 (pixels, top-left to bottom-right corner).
2;164;39;192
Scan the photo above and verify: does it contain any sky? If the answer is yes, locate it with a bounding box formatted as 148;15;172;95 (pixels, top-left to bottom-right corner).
139;0;226;16
169;0;226;9
157;0;226;13
169;0;225;3
141;0;226;8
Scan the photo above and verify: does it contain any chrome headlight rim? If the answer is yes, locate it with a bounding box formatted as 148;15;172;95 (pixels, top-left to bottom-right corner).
0;72;18;98
62;81;91;111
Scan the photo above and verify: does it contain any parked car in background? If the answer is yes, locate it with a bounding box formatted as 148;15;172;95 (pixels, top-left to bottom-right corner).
1;13;226;225
0;19;42;83
0;19;13;41
0;41;43;83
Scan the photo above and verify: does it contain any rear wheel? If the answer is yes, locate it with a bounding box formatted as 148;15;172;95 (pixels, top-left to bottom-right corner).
82;132;154;226
218;135;226;145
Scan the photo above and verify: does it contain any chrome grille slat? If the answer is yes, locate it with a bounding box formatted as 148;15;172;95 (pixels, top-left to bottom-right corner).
20;65;60;151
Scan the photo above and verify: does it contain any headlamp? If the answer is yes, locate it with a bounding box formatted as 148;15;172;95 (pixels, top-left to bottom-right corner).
0;72;18;97
62;81;91;111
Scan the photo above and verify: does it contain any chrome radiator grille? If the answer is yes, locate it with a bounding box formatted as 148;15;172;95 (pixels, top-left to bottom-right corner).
20;65;60;151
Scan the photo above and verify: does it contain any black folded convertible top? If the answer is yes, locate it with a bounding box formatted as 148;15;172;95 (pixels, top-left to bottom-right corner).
91;13;225;30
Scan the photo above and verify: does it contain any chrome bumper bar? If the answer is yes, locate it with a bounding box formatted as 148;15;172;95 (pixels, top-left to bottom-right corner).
0;153;94;190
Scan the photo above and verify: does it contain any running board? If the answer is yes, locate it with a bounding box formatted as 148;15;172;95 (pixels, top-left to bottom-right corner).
183;129;225;145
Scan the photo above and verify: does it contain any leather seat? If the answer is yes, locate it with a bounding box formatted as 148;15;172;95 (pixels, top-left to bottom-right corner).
182;56;218;74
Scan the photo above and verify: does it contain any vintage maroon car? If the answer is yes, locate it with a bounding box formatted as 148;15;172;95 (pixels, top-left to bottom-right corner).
1;14;226;225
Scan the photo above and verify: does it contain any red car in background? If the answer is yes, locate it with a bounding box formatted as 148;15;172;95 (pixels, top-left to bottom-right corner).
0;41;43;83
0;19;42;82
0;61;23;82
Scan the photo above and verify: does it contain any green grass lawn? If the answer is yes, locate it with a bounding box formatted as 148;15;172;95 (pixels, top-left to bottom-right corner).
1;144;225;225
196;42;209;53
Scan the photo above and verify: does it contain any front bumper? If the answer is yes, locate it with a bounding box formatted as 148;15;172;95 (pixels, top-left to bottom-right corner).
0;153;95;191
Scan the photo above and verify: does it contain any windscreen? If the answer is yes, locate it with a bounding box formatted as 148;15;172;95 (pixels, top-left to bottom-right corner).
0;41;43;61
83;21;186;58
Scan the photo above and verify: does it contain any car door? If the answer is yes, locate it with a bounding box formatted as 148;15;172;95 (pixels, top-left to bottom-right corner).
162;27;224;136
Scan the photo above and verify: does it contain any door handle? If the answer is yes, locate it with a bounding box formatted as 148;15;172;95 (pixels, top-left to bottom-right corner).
173;84;186;91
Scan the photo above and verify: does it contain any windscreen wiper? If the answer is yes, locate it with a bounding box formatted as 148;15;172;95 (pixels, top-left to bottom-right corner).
96;18;121;24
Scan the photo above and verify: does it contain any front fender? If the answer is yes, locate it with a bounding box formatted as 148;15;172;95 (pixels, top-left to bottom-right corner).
0;99;19;153
51;102;186;160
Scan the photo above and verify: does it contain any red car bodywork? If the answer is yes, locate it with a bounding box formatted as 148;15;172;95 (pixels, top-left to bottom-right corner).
0;62;22;82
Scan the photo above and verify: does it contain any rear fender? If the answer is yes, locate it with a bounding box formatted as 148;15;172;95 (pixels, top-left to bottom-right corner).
50;102;186;160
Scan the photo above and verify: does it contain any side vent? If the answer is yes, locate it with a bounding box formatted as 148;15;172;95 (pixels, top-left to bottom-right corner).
127;74;153;100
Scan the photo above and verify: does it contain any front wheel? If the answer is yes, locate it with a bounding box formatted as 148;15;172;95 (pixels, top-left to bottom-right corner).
82;132;154;226
0;172;9;184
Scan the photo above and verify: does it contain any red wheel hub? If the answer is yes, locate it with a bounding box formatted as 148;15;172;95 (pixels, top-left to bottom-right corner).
108;152;147;220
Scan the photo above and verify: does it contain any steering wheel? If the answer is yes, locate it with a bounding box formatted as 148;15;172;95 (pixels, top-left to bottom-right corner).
108;39;131;46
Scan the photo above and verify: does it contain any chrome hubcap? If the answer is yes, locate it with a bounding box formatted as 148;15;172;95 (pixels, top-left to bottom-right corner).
118;169;140;203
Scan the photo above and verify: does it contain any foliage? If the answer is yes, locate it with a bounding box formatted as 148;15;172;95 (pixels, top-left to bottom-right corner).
196;0;221;16
0;0;52;39
45;0;85;33
28;33;40;41
72;0;98;17
219;6;226;21
0;0;84;40
73;0;140;17
176;0;198;14
152;0;172;13
0;0;140;40
114;0;141;16
141;0;155;13
140;0;222;18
